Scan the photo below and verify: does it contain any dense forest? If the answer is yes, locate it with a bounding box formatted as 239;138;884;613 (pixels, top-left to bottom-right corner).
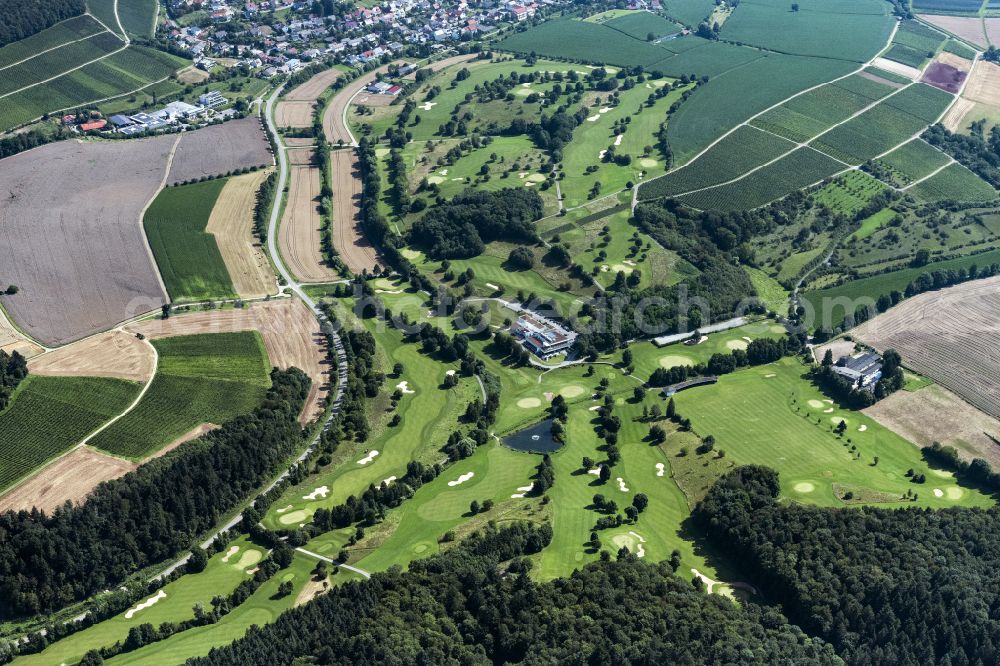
0;349;27;411
191;522;841;665
0;368;310;618
694;466;1000;665
0;0;85;47
923;123;1000;189
409;188;543;259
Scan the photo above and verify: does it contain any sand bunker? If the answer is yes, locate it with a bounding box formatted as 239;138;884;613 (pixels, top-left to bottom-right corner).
858;425;867;432
510;484;534;499
396;381;415;394
560;385;585;398
934;488;944;497
381;475;397;485
598;149;607;159
588;467;602;476
764;373;776;378
614;134;623;146
659;355;693;368
793;482;815;493
725;339;748;351
517;397;542;408
485;283;499;290
448;472;475;486
303;485;329;500
589;405;602;411
420;101;437;110
823;408;834;413
655;462;665;477
275;505;293;514
807;399;824;409
587;114;600;122
221;545;240;562
445;369;456;377
617;477;629;492
357;450;380;465
125;590;167;619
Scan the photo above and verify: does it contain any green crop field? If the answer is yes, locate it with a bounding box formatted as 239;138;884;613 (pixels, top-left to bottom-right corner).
892;19;947;54
943;39;977;59
262;312;480;530
811;170;887;215
745;267;790;314
873;138;951;186
679;147;843;211
144;179;237;302
661;0;715;27
89;332;271;459
0;45;186;131
883;83;955;123
0;376;140;492
499;20;675;69
751;78;884;142
16;535;267;666
641;125;795;199
0;15;106;68
0;31;125;97
720;0;894;62
671;357;992;508
604;11;682;40
119;0;159;36
884;43;931;68
850;208;896;240
666;53;856;163
801;248;1000;330
836;71;900;99
910;163;998;203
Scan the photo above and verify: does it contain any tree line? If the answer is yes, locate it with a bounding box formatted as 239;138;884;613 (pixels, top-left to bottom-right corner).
0;349;27;411
694;465;1000;665
923;123;1000;190
0;368;310;619
187;521;841;665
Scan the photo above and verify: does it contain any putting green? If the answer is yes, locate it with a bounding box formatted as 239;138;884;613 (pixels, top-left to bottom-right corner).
400;248;423;260
278;510;307;525
427;175;445;184
931;469;954;478
610;264;634;273
526;173;546;183
769;325;786;333
807;399;824;409
413;543;430;554
559;385;585;398
235;549;262;569
830;416;848;425
658;355;693;368
517;397;542;408
639;158;657;168
725;339;748;351
946;486;964;500
793;481;815;493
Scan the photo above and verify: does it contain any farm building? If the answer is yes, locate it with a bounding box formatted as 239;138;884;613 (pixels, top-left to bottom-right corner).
832;352;883;388
511;313;576;359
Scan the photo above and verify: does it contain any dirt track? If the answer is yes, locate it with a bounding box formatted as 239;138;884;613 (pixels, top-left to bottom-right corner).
853;276;1000;419
331;149;379;274
206;170;276;298
0;445;136;514
29;328;155;382
127;299;329;424
280;165;339;282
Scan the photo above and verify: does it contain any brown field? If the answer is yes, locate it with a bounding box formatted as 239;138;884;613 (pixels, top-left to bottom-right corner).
284;67;341;101
167;117;274;185
0;445;136;514
353;93;397;107
205;170;276;299
0;136;174;346
918;14;988;48
987;18;1000;46
921;62;967;93
128;298;329;423
0;307;43;357
853;276;1000;419
331;149;379;274
275;100;315;128
29;328;155;382
865;384;1000;468
287;147;315;165
177;66;210;84
962;60;1000;107
280;165;339;282
284;137;316;147
936;51;973;72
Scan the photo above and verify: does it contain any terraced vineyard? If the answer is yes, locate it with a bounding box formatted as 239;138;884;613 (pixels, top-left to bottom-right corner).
0;15;106;68
910;163;998;203
871;138;951;186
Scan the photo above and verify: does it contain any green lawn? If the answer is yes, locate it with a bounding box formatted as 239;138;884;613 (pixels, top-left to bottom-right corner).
0;375;140;492
144;179;236;302
89;332;271;459
17;536;266;666
745;266;790;315
671;357;994;508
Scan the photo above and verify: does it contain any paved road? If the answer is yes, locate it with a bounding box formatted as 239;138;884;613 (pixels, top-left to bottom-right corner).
155;86;357;581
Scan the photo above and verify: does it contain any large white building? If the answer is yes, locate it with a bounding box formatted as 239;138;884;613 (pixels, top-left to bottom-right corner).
831;352;882;388
511;313;576;359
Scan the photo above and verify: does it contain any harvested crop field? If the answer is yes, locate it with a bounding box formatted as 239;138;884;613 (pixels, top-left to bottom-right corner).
287;147;315;165
280;165;338;282
205;170;276;298
0;445;136;514
353;93;396;107
0;137;172;346
962;61;1000;107
987;19;1000;46
0;308;42;357
942;96;977;131
166;118;273;185
275;100;315;128
323;64;396;144
128;299;328;423
865;384;1000;468
871;57;921;81
284;137;316;147
918;14;988;48
853;276;1000;419
29;329;155;382
284;67;341;101
331;149;379;274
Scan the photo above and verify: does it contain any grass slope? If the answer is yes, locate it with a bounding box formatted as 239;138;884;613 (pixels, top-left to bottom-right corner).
0;375;140;492
89;332;271;459
144;179;237;302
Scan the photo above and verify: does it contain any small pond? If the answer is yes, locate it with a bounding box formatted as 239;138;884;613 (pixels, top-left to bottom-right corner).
502;419;563;454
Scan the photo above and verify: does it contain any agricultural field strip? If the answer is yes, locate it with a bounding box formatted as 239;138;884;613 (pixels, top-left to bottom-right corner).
641;20;902;199
0;8;131;100
0;15;115;72
899;155;958;190
76;338;159;449
663;79;931;199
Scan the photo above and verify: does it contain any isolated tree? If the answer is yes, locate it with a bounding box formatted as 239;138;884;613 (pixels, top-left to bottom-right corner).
633;493;649;513
470;499;481;515
633;386;645;402
4;285;17;295
791;2;799;10
599;465;611;483
278;580;294;597
188;547;208;573
665;398;676;419
582;456;595;471
822;349;834;366
482;499;494;511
